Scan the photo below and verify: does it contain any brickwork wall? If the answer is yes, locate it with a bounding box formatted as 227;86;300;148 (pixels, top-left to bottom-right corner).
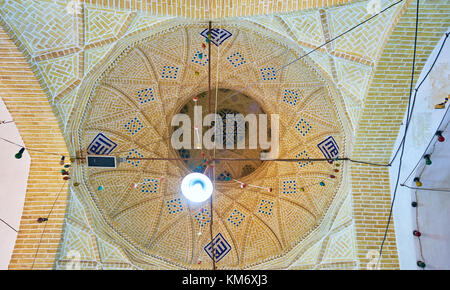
0;0;449;269
81;0;353;18
0;27;69;269
351;0;450;269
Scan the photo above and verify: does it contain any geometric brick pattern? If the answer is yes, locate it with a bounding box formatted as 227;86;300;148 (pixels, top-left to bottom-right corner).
0;26;70;270
4;0;446;271
124;117;143;135
191;50;208;66
166;198;183;214
141;178;159;194
227;209;245;227
84;6;130;45
161;65;179;79
227;51;246;67
260;67;276;80
126;149;144;167
282;180;297;195
282;89;300;106
296;150;312;168
294;119;312;136
137;88;155;104
75;0;355;18
194;208;211;227
258;200;274;216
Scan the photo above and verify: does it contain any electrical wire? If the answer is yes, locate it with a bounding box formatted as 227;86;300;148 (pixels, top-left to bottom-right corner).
413;190;425;268
0;217;18;232
388;32;449;165
378;0;420;267
31;179;67;269
1;0;444;270
400;106;450;185
217;0;405;105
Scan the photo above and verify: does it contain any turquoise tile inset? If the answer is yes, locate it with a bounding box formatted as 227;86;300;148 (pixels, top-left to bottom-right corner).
162;65;179;79
258;200;274;216
296;150;311;168
227;52;246;67
194;208;211;227
282;180;296;195
227;209;245;227
283;89;299;105
137;88;154;104
141;178;158;194
260;67;276;80
124;117;143;135
294;118;312;136
166;198;183;214
126;149;144;167
191;50;208;66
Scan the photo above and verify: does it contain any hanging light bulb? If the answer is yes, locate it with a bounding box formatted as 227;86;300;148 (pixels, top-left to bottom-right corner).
436;131;445;142
417;261;426;268
267;187;273;192
181;173;213;203
15;147;25;159
424;154;432;165
59;156;65;165
414;177;422;187
240;183;246;189
37;217;48;223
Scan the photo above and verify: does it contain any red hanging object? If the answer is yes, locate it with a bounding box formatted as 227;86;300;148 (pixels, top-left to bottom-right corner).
436;131;445;142
240;183;246;189
268;187;273;192
330;175;336;179
413;230;421;237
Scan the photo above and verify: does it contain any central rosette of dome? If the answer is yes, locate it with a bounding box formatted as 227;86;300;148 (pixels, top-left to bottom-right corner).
173;89;272;179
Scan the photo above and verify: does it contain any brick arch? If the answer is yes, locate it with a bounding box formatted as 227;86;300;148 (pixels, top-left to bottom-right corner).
81;0;354;18
0;27;69;269
350;0;450;269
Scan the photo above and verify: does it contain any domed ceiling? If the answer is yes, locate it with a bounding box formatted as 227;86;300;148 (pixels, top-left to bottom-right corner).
74;22;349;268
1;0;419;270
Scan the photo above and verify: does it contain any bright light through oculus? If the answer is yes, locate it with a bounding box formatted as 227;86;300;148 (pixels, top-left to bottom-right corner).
181;173;213;203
